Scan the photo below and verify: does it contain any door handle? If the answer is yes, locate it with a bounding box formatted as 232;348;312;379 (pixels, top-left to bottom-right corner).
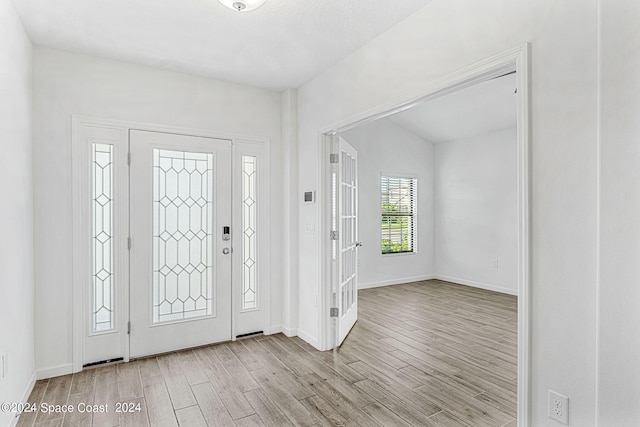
222;247;231;255
355;242;363;247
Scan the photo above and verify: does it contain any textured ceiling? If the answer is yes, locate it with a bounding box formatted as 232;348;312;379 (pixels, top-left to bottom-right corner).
387;73;517;143
11;0;431;90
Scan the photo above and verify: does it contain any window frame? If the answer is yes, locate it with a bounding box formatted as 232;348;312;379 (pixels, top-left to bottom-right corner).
380;174;418;255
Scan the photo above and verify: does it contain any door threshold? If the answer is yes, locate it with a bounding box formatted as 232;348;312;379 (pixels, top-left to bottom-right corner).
236;331;264;340
83;357;124;369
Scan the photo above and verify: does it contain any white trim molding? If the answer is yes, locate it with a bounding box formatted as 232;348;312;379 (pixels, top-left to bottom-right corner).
358;275;435;290
296;329;319;350
266;325;298;337
36;364;74;380
358;275;517;295
317;43;531;427
280;326;297;337
8;371;37;427
434;275;518;296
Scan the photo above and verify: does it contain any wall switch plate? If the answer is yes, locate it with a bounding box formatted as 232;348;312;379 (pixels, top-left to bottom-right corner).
548;390;569;424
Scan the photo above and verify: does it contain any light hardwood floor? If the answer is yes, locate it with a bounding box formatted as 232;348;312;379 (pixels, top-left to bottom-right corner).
16;280;517;426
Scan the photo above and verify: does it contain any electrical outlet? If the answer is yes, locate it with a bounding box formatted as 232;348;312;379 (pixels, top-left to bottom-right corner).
491;260;499;269
548;390;569;424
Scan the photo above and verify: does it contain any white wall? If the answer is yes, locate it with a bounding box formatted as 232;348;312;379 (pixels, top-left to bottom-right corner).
281;88;299;336
341;119;434;288
598;0;640;424
435;128;517;294
0;0;34;425
32;47;284;376
341;120;517;295
297;1;598;425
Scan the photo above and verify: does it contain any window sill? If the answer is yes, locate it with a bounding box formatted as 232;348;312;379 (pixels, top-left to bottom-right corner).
381;251;417;257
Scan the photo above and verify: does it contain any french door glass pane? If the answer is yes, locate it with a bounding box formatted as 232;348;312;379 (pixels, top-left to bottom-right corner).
152;149;214;323
92;143;114;332
340;150;357;315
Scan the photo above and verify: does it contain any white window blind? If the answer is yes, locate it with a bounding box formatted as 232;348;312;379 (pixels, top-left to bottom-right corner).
381;176;417;254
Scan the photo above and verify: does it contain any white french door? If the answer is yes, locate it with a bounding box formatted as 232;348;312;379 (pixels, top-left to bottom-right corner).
128;130;232;357
334;136;359;346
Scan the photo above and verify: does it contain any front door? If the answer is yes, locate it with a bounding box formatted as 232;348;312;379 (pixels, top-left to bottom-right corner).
129;130;232;357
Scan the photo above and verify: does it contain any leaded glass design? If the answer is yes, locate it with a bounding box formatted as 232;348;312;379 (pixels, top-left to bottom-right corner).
92;143;114;332
152;149;214;323
241;156;258;310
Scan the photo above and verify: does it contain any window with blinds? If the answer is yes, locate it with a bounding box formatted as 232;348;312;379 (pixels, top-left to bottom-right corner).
381;176;417;254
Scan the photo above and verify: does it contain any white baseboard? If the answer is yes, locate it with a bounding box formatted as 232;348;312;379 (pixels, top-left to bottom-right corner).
265;325;282;335
7;370;36;427
296;329;319;350
434;274;518;296
358;274;435;290
280;326;297;337
357;273;517;296
265;325;297;337
36;363;73;380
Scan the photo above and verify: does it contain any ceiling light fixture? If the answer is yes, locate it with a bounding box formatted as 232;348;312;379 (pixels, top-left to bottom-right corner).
218;0;266;12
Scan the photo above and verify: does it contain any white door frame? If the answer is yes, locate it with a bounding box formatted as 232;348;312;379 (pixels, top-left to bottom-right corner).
71;115;271;372
317;43;531;426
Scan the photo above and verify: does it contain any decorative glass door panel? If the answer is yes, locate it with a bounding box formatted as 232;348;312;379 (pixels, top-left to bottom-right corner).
92;143;115;332
241;155;258;311
129;131;232;358
234;144;268;337
152;149;214;323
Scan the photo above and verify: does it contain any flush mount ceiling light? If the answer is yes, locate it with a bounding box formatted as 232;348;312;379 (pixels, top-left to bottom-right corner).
218;0;266;12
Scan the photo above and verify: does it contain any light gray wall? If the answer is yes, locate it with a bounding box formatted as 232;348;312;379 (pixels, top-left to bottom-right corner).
434;128;518;294
32;47;284;377
598;0;640;424
341;119;434;288
297;1;598;424
0;1;34;424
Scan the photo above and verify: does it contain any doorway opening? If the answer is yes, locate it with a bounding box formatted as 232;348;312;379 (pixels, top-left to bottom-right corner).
319;45;530;425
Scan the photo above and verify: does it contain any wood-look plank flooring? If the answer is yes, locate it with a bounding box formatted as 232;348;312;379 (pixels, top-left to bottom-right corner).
16;280;517;426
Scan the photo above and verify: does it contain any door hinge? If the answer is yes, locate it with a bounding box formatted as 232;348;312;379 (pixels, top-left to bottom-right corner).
127;321;131;334
330;307;339;318
329;153;339;164
330;230;339;241
127;152;131;165
127;237;131;250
